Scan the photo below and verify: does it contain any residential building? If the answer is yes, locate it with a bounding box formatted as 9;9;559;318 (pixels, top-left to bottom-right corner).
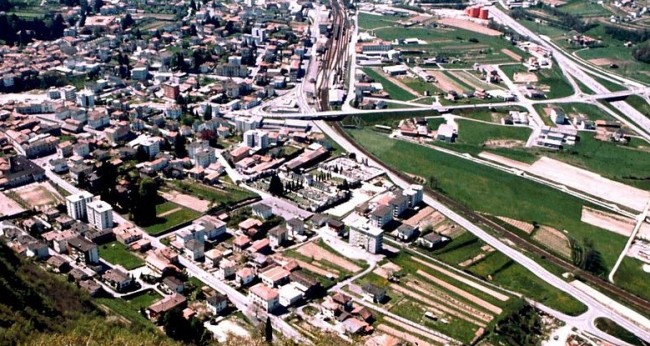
86;200;113;230
369;205;392;228
278;283;303;307
102;268;134;292
403;184;423;208
244;129;269;150
259;266;291;287
67;236;99;264
252;203;273;219
207;293;229;315
362;283;386;303
236;267;255;286
147;294;187;322
286;218;305;238
349;218;383;254
66;191;94;221
268;225;288;248
249;283;280;312
184;239;205;261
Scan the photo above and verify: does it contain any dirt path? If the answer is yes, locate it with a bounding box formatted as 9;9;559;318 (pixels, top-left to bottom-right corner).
412;257;510;302
377;324;438;346
429;71;464;94
297;242;362;272
157;207;182;218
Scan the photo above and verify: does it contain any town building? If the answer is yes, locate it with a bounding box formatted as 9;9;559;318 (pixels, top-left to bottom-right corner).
348;218;383;254
86;200;113;230
65;191;94;221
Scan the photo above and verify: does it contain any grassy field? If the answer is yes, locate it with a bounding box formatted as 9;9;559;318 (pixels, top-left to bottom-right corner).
612;257;650;302
100;241;144;270
441;119;532;155
595;317;647;346
502;64;574;99
552;102;615;121
558;0;611;16
358;12;399;30
96;290;161;326
344;128;628;268
576;46;650;85
451;106;528;123
168;180;257;206
342;109;438;128
402;77;444;96
143;201;201;235
362;68;416;101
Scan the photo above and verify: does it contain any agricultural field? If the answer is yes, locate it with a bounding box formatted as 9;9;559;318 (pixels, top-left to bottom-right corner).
364;24;520;65
344;128;628;269
575;47;650;85
143;201;201;235
501;64;574;99
613;257;650;303
433;119;532;156
358;12;400;30
99;241;145;270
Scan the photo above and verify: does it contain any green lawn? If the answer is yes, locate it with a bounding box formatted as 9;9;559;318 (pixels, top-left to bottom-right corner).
95;290;161;326
362;68;416;101
448;119;532;153
558;0;611;16
402;77;443;96
99;241;144;270
345;128;628;268
168;180;257;206
500;64;574;98
612;257;650;302
143;201;201;235
576;46;650;85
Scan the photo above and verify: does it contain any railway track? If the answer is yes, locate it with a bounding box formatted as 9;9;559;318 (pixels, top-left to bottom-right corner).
330;121;650;317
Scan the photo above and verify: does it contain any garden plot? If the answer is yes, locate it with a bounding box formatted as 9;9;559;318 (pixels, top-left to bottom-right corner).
430;71;465;94
501;48;522;61
459;246;495;267
532;226;572;258
384;316;451;345
8;182;63;210
495;216;535;234
413;257;510;303
403;206;447;229
525;157;650;212
406;281;493;324
513;72;539;84
377;324;438;346
296;242;362;273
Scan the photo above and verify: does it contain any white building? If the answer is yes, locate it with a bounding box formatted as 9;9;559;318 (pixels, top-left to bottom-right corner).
63;85;76;101
244;129;269;150
65;191;94;221
348;217;384;254
249;283;280;312
76;89;95;108
278;283;303;307
86;200;113;230
403;184;423;208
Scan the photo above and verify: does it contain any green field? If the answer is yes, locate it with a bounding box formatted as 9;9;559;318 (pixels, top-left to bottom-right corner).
358;12;399;30
96;290;162;325
613;257;650;302
451;106;528;123
501;64;574;99
168;180;257;206
342;109;438;128
362;68;416;101
100;241;145;270
595;317;647;346
558;0;611;16
402;77;443;96
143;201;201;235
441;119;532;155
552;102;615;121
344;128;628;268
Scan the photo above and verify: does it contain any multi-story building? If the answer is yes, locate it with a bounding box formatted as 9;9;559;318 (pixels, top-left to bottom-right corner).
67;236;99;264
66;191;94;221
249;283;280;312
86;200;113;230
76;89;95;108
403;184;423;207
162;83;180;100
62;85;77;101
348;218;383;254
244;129;269;150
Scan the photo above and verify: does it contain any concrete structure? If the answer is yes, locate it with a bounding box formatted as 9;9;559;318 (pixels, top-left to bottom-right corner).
348;217;383;254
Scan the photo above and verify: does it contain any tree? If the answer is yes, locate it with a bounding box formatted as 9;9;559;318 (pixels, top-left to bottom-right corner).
428;175;439;191
268;174;284;196
203;104;212;121
174;133;188;158
133;177;158;226
121;13;134;30
264;316;273;343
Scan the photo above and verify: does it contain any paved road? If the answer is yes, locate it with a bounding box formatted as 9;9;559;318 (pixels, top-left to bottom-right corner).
313;119;650;343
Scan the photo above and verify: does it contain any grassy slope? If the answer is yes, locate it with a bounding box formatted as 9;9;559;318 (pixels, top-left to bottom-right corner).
345;128;627;268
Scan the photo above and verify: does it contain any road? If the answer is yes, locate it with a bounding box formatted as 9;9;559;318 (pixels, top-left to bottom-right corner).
313;119;650;343
608;200;650;283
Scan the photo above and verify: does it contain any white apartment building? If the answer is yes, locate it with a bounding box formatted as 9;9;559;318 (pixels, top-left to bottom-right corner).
86;200;114;230
65;191;94;221
348;217;384;254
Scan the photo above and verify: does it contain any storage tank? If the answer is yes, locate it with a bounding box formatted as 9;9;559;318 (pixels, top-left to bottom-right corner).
470;6;481;18
479;8;489;20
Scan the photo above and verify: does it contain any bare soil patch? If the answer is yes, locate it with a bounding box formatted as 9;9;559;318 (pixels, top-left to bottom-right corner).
377;324;436;346
405;282;492;324
384;316;450;345
526;157;650;212
403;206;446;229
10;182;62;210
501;48;522;61
483;139;526;149
589;58;616;66
160;190;210;212
373;262;402;278
513;72;538;84
437;18;502;36
297;242;362;272
0;191;25;217
430;71;464;94
532;226;572;258
580;206;636;237
413;257;510;303
478;151;532;171
294;259;338;277
157;207;182;218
